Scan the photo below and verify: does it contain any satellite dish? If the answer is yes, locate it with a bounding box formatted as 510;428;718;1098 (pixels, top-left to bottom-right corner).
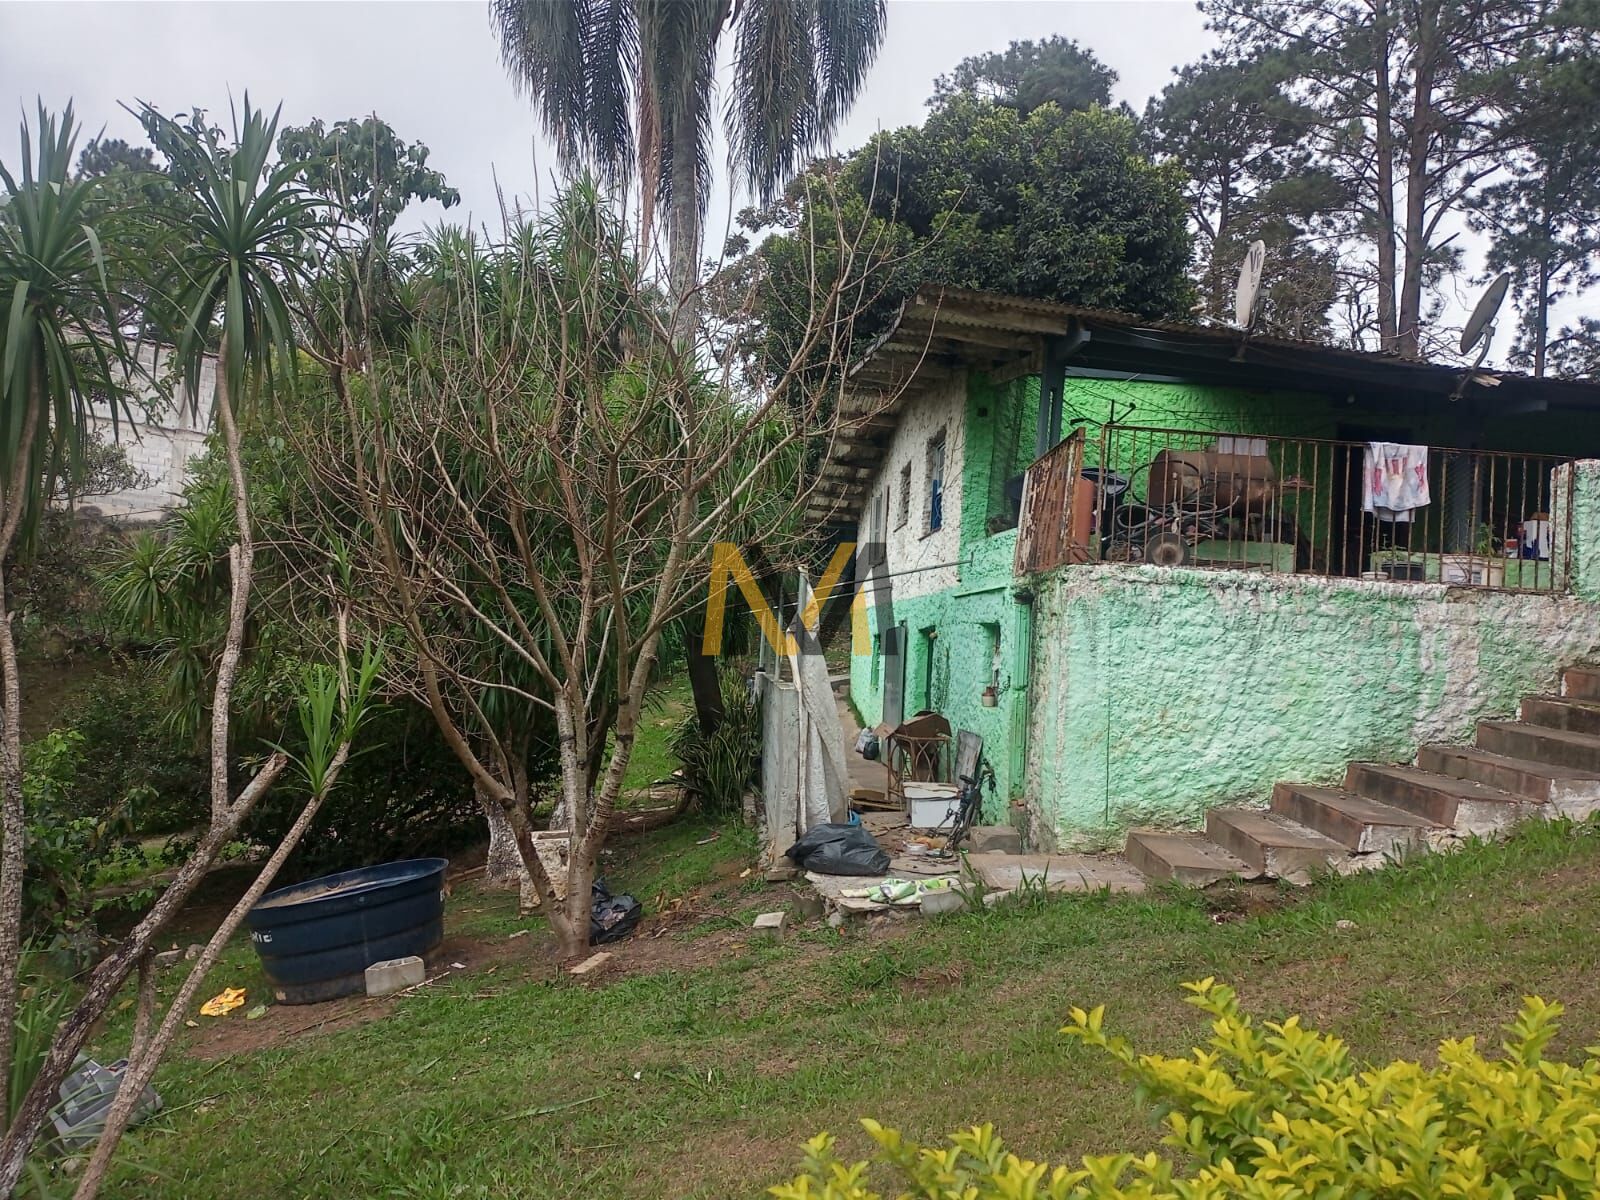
1234;240;1267;329
1460;272;1511;356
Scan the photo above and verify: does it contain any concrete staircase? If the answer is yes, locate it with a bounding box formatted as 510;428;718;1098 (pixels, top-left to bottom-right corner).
1125;664;1600;885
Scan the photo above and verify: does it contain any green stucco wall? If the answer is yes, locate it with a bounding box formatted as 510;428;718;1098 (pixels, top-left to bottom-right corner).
1023;459;1600;849
851;369;1600;849
850;372;1036;818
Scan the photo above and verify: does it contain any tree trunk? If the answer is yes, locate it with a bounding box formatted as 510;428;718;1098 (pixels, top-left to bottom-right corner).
1533;201;1553;377
685;638;724;738
1373;0;1401;353
0;391;43;1133
666;97;702;339
1397;1;1440;360
0;567;26;1135
71;749;350;1200
480;778;526;891
557;838;595;960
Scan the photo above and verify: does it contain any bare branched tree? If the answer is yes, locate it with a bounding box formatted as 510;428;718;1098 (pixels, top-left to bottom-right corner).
281;175;905;956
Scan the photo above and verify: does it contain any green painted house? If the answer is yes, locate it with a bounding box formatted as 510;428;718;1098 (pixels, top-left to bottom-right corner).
816;287;1600;849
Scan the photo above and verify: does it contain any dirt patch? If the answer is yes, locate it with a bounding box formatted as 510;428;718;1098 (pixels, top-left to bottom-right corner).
899;961;966;997
182;928;551;1060
1201;880;1302;923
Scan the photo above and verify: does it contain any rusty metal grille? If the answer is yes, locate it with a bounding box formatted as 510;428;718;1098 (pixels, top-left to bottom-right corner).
1015;428;1087;575
1020;424;1573;592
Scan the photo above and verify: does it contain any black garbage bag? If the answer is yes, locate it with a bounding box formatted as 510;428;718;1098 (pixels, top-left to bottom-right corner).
784;822;889;876
590;878;642;945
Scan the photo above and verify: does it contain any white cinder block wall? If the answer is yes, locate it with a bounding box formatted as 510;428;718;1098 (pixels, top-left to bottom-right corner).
857;373;968;603
83;345;216;521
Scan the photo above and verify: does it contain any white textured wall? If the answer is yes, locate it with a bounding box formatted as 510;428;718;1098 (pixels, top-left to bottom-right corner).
84;345;216;520
858;372;967;602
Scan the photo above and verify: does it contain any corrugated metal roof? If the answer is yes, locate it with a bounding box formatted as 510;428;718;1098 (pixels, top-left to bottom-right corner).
805;284;1600;526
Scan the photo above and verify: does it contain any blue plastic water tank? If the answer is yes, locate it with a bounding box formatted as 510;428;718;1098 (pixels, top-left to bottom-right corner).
246;858;448;1004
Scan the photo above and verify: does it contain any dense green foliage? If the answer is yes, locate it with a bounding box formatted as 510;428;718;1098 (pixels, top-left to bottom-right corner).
277;115;459;237
18;730;151;948
670;666;760;817
929;35;1117;118
0;103;131;543
780;980;1600;1198
737;99;1194;374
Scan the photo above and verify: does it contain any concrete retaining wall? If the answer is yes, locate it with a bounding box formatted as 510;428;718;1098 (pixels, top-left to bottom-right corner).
1024;463;1600;848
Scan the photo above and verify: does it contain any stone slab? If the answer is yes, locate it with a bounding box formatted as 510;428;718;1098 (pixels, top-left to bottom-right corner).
964;852;1146;894
967;825;1022;854
1125;830;1250;885
364;955;425;997
753;911;788;938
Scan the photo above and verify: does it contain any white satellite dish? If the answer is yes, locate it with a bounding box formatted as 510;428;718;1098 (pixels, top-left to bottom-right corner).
1460;272;1511;357
1234;240;1267;330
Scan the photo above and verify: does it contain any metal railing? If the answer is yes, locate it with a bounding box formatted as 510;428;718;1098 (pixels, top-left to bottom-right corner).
1015;428;1086;575
1021;424;1573;592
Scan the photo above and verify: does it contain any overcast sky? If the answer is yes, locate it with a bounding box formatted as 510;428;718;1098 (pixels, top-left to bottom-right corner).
0;0;1214;239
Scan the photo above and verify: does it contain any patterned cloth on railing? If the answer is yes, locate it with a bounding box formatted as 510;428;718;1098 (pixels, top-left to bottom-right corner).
1364;442;1431;522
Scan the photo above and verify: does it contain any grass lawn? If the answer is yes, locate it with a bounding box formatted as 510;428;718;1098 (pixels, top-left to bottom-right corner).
66;816;1600;1199
620;675;693;798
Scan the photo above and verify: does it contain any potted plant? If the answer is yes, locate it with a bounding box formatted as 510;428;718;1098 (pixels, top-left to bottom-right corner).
1441;523;1505;586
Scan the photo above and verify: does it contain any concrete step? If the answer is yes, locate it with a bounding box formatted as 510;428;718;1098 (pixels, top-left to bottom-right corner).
964;853;1146;895
1270;783;1439;854
1124;830;1250;886
1419;743;1600;816
1344;763;1529;835
1205;809;1346;881
1522;695;1600;737
1563;666;1600;701
1478;720;1600;775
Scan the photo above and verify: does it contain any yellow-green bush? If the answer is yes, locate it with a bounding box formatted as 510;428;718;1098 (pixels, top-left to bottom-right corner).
773;978;1600;1198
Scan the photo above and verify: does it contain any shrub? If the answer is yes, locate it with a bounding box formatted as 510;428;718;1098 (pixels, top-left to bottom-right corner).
774;978;1600;1198
671;665;760;817
21;730;153;946
50;662;210;833
241;706;488;879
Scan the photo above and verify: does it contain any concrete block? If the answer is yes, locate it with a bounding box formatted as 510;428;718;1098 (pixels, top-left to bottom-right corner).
152;949;183;970
792;892;825;921
752;911;788;939
364;955;425;996
919;889;966;916
764;861;799;883
967;825;1022;854
569;952;613;977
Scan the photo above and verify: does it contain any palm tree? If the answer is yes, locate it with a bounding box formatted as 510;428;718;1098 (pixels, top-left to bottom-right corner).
492;0;886;737
490;0;888;303
137;95;321;811
0;100;332;1198
0;101;129;1135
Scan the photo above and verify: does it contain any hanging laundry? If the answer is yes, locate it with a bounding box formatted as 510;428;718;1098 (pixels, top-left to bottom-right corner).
1363;442;1431;522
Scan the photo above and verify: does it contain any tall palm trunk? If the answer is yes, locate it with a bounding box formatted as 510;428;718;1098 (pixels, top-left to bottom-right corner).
664;101;725;737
